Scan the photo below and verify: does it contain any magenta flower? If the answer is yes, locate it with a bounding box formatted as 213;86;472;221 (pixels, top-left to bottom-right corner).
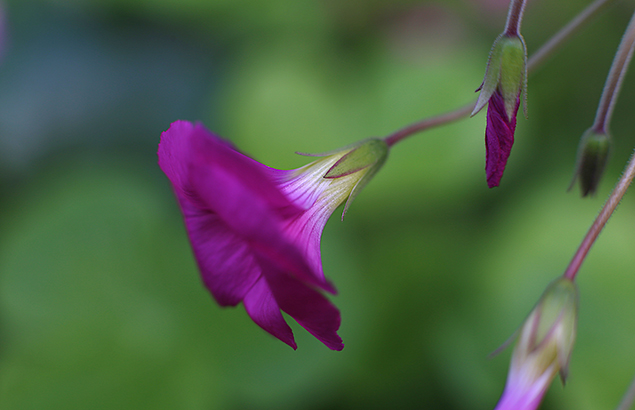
472;34;527;188
158;120;388;350
494;278;578;410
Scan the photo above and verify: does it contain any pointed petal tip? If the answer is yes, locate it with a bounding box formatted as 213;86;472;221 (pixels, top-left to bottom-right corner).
487;173;502;188
287;340;299;350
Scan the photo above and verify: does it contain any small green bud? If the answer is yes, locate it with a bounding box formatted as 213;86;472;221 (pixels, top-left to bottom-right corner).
570;129;611;197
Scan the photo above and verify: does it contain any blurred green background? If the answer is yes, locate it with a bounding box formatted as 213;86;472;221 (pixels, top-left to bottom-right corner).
1;0;635;409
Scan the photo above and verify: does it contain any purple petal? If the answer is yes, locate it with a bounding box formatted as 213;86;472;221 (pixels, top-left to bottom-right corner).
485;90;518;188
179;200;261;306
158;120;196;198
160;121;333;290
243;277;297;349
281;201;334;282
259;256;344;351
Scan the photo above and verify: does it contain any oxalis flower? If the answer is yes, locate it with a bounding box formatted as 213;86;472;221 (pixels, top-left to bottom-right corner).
494;277;578;410
472;33;527;188
158;120;388;350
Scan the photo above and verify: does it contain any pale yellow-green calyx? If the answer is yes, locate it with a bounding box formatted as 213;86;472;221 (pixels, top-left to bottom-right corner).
324;138;388;219
288;138;389;221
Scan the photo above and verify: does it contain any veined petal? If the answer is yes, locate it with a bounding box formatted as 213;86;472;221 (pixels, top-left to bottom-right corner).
272;157;339;211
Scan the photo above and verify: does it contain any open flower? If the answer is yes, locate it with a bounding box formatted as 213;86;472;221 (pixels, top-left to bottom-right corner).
472;34;527;188
494;277;578;410
158;120;388;350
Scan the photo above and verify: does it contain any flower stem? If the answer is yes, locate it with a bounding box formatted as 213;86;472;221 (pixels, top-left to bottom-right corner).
384;102;473;147
504;0;528;37
563;148;635;281
592;10;635;134
616;372;635;410
383;0;615;148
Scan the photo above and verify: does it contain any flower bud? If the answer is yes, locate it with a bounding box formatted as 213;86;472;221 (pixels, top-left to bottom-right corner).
494;278;578;410
472;33;528;120
570;129;611;197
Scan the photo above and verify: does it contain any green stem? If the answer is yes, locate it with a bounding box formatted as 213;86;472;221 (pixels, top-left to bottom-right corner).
384;0;615;148
563;148;635;280
592;10;635;134
563;9;635;281
504;0;528;36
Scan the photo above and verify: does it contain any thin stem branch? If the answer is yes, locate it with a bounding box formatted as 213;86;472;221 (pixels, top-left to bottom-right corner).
384;103;473;147
615;372;635;410
592;10;635;134
504;0;528;36
384;0;615;148
527;0;615;72
563;148;635;280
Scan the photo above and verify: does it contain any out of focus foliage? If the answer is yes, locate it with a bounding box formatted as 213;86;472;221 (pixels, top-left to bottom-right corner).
1;0;635;409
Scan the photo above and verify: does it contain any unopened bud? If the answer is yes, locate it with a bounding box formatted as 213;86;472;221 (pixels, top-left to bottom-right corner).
570;129;611;197
494;278;578;410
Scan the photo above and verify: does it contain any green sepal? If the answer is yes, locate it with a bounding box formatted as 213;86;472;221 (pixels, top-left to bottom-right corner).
498;35;527;120
472;33;527;119
325;139;388;179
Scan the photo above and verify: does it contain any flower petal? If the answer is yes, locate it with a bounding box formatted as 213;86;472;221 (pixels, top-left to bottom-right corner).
179;200;261;306
259;257;344;351
158;120;196;198
485;90;518;188
243;277;297;349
